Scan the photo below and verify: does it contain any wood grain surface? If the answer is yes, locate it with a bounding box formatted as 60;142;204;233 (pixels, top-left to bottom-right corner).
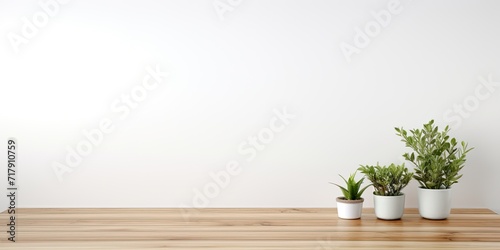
1;208;499;249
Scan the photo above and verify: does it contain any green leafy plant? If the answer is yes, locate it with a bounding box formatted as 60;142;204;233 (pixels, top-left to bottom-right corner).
330;172;371;200
358;163;413;196
395;120;473;189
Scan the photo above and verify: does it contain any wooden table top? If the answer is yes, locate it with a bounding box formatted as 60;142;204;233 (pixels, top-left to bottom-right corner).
1;208;500;249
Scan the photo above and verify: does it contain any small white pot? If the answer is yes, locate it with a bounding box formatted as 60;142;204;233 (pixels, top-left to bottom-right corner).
418;188;452;220
373;193;405;220
336;197;364;220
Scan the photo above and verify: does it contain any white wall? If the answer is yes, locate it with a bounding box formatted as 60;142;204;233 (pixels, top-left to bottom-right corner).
1;0;499;213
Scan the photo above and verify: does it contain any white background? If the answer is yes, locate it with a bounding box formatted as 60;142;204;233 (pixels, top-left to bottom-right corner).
0;0;499;213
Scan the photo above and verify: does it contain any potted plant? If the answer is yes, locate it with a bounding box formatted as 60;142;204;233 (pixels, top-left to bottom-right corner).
358;163;413;220
330;172;371;219
395;120;473;219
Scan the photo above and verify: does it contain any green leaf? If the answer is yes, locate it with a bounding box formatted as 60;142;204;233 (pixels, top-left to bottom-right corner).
395;119;473;189
330;172;370;200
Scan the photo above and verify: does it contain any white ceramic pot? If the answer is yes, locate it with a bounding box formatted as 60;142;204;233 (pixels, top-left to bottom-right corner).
336;197;364;219
373;194;405;220
418;188;452;220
